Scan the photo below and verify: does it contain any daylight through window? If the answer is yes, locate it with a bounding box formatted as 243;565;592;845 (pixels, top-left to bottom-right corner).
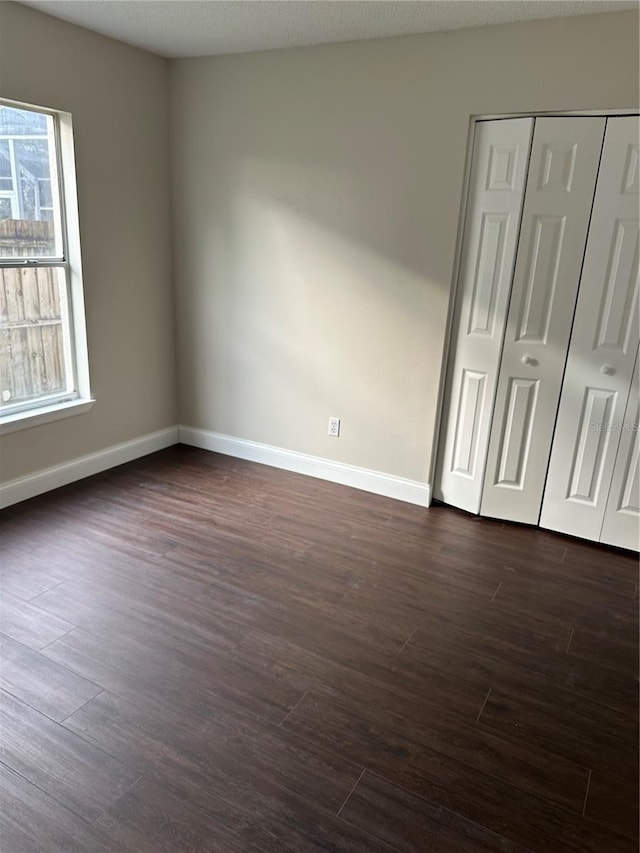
0;101;91;428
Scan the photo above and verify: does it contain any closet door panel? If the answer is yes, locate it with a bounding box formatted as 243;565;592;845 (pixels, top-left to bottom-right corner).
540;116;640;543
435;118;533;513
480;117;606;524
600;351;639;550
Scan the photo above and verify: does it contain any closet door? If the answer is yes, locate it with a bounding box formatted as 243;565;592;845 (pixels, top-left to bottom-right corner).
539;116;640;543
480;117;606;524
435;118;533;513
600;350;640;550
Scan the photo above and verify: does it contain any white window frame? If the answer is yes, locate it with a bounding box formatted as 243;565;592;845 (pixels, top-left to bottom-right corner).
0;99;93;436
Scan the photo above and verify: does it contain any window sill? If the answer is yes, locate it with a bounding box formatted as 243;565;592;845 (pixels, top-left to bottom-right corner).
0;398;95;436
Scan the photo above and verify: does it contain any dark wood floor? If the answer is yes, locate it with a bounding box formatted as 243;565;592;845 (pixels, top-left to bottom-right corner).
0;445;637;852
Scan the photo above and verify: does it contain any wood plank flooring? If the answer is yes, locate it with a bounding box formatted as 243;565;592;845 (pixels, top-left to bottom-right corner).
0;445;637;852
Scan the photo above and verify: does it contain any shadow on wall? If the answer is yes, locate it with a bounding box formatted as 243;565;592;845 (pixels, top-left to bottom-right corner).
191;155;459;469
236;162;444;435
174;67;474;477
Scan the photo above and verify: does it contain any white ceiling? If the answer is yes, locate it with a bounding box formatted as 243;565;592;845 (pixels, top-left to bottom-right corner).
18;0;638;59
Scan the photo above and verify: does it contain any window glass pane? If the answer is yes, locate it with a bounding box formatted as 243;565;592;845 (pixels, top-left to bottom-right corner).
0;107;47;135
0;266;74;409
38;177;53;208
0;106;61;258
0;140;11;177
0;198;12;219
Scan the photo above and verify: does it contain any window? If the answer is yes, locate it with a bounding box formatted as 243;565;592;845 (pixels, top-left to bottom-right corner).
0;100;92;434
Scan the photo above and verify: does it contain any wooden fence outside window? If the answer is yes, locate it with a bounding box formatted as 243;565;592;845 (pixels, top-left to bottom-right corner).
0;219;67;408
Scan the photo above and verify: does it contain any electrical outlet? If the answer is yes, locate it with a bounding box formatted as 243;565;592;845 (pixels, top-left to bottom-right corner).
328;416;340;437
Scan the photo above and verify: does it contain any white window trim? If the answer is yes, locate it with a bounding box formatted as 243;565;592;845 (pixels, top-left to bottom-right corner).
0;100;93;433
0;397;95;436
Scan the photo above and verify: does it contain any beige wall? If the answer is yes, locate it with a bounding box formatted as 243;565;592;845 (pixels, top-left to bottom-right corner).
0;2;176;482
1;6;638;491
171;10;639;484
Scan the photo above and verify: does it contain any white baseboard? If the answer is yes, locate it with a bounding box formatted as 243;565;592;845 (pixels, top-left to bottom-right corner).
0;424;431;510
0;426;179;509
179;426;431;508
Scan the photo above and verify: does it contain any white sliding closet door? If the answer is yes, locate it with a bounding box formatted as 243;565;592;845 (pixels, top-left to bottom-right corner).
435;118;533;513
480;117;606;524
540;116;640;544
601;350;640;550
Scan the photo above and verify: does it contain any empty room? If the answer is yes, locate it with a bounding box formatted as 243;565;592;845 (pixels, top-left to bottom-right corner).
0;1;638;850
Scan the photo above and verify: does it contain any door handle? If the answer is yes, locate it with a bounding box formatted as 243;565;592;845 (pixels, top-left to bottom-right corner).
522;355;536;366
600;365;616;376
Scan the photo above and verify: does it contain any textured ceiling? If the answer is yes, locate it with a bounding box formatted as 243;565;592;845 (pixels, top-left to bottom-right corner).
18;0;639;59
